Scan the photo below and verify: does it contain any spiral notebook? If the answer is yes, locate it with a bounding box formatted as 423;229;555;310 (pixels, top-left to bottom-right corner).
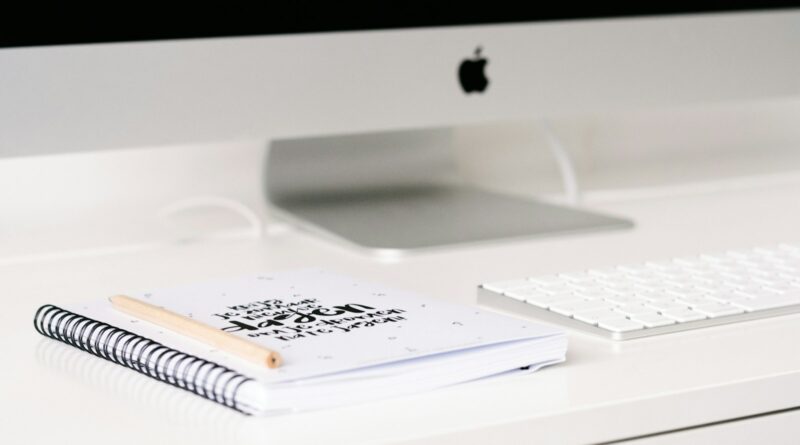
33;269;566;415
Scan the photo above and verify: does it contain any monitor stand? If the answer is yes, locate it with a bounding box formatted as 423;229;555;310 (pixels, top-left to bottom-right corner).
265;127;632;256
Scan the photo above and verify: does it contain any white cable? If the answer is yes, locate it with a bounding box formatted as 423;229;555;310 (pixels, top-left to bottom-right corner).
157;196;264;241
538;120;581;205
0;198;268;266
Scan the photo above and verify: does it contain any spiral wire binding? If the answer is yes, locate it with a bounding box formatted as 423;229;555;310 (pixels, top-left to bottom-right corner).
34;304;256;414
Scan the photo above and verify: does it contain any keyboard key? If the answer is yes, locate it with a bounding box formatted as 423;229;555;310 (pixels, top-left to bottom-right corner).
573;308;625;325
599;318;645;333
550;299;614;316
673;295;714;308
705;291;750;304
536;284;574;295
692;303;745;318
504;288;551;302
661;308;707;323
734;288;783;299
666;288;708;299
633;278;667;289
733;285;770;294
614;304;657;317
572;292;605;301
730;294;800;312
695;283;738;293
751;275;780;286
603;294;639;306
629;313;676;328
763;283;797;293
522;292;582;309
636;291;675;302
645;300;689;312
565;282;607;294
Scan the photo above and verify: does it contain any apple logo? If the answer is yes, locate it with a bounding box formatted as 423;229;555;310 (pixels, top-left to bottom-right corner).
458;46;489;94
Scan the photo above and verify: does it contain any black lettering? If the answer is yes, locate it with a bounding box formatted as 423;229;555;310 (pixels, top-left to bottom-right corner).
332;303;376;314
221;320;259;332
310;307;346;317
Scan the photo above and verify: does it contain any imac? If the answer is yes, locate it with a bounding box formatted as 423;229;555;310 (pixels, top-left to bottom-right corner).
2;6;800;253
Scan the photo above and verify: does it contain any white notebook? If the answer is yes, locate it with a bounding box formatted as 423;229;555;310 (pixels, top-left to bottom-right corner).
34;269;566;414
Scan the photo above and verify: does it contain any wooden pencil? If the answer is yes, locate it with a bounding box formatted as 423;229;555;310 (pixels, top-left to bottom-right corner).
109;294;282;369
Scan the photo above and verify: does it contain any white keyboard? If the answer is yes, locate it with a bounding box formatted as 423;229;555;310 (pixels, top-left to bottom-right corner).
479;243;800;340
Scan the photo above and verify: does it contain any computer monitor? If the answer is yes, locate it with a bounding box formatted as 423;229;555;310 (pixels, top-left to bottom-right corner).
3;6;799;253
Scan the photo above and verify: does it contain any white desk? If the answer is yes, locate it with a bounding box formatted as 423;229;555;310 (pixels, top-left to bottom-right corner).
4;172;800;444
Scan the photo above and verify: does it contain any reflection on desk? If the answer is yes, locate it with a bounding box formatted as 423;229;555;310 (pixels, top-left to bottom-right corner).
36;340;248;443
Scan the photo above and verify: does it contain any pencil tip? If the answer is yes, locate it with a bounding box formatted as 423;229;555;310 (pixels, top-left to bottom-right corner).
267;353;283;369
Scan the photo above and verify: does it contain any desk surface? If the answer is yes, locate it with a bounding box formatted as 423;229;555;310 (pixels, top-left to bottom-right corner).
4;174;800;445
